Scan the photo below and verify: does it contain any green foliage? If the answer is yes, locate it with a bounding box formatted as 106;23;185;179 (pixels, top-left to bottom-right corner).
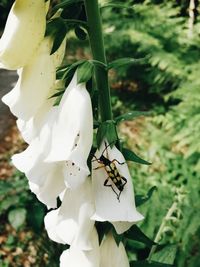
0;170;64;266
100;1;200;266
0;171;46;231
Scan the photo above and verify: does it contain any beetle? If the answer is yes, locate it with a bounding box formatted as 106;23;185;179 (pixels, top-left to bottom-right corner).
92;141;127;201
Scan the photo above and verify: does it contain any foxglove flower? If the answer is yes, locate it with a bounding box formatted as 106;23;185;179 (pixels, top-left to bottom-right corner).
12;110;66;208
2;37;56;121
15;37;66;143
16;78;65;144
92;142;144;234
60;228;100;267
45;179;95;250
45;71;93;189
100;232;130;267
0;0;46;70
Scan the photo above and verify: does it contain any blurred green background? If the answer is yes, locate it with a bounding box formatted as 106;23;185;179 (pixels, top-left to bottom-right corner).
0;0;200;266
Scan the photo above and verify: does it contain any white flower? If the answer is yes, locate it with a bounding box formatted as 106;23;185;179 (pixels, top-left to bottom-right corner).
0;0;46;70
91;141;144;234
60;228;100;267
15;37;67;143
12;110;66;208
2;37;56;121
16;80;65;144
100;232;130;267
45;179;95;250
45;71;93;189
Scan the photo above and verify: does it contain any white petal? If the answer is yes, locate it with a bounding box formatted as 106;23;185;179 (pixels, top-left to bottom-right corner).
92;142;144;233
51;37;67;68
16;80;65;143
2;38;55;121
100;233;130;267
12;110;66;208
45;72;93;188
45;179;95;250
60;228;100;267
0;0;46;70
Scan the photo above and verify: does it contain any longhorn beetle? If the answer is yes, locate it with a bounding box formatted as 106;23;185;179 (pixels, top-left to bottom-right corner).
92;141;127;201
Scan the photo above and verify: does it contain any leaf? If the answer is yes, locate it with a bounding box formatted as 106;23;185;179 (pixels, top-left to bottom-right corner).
0;196;19;213
75;26;87;40
46;18;67;55
48;89;65;99
125;225;156;247
51;27;67;55
115;111;152;123
52;0;83;12
108;57;148;70
135;186;157;207
77;61;94;84
96;120;118;148
8;208;27;230
123;148;151;165
95;221;112;245
130;260;173;267
151;244;177;265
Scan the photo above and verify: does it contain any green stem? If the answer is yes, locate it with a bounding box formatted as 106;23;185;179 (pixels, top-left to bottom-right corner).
84;0;112;122
148;202;177;261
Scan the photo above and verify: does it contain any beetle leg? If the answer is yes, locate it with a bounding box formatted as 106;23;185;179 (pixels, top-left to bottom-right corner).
111;159;125;165
104;178;121;202
121;176;127;186
93;164;105;170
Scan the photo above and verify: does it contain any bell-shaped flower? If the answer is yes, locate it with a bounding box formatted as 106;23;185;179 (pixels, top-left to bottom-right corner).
44;179;95;250
15;37;67;143
2;37;57;121
60;228;100;267
91;141;144;234
16;79;65;144
12;109;66;208
0;0;46;70
100;232;130;267
45;71;93;189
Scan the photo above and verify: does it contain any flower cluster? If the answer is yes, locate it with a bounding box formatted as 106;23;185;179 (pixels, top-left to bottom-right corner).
1;0;143;265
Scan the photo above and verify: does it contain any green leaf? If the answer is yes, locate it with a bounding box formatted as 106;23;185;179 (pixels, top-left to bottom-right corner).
0;195;19;213
49;89;65;99
75;26;87;40
115;111;152;123
135;186;157;207
125;225;156;247
8;208;27;230
77;61;94;84
96;120;118;148
51;28;67;55
46;18;67;55
123;148;151;165
130;261;173;267
52;0;83;12
90;59;107;69
151;244;177;265
95;222;112;245
108;57;148;70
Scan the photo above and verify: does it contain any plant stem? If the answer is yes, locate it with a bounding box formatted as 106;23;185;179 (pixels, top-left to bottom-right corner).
84;0;112;122
148;202;177;261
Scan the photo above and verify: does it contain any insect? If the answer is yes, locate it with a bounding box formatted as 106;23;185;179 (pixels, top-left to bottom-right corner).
92;141;127;201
